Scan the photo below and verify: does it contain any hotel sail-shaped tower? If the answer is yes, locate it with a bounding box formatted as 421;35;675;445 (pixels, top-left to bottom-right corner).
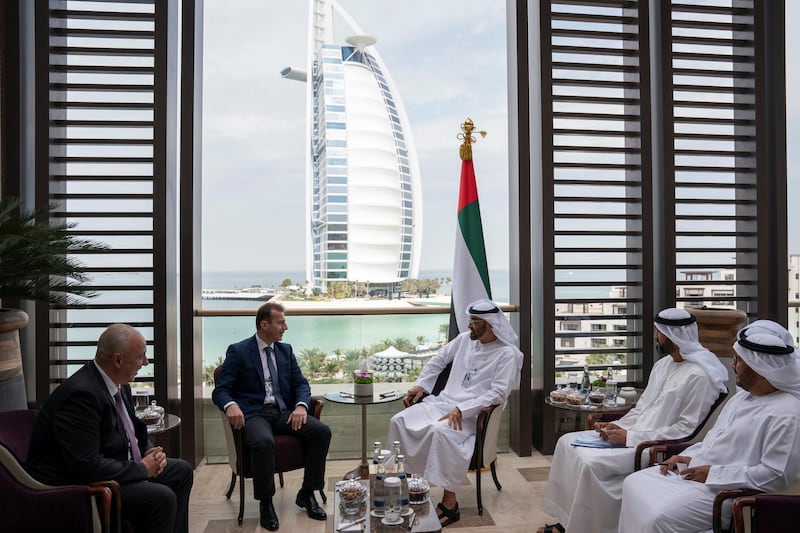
282;0;422;294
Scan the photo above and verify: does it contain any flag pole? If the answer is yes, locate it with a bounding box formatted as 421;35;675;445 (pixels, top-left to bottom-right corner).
448;118;489;341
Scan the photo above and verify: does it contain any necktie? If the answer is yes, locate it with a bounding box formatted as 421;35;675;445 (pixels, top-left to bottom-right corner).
265;346;288;412
114;389;142;461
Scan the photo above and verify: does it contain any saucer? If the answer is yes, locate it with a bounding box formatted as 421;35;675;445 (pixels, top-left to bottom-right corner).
381;515;404;525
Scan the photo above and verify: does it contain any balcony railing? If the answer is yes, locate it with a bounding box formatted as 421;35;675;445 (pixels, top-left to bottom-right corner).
196;303;518;461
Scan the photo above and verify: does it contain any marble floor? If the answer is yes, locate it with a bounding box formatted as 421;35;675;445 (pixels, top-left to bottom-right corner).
190;451;556;533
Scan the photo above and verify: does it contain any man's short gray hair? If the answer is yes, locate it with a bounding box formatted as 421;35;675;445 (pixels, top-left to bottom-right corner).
96;323;136;361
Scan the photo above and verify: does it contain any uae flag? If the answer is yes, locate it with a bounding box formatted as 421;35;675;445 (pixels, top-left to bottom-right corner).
450;156;491;337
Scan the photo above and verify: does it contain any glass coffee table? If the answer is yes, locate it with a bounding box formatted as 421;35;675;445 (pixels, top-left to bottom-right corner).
333;478;442;533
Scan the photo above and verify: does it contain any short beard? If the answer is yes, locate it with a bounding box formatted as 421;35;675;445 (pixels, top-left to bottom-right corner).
655;338;676;356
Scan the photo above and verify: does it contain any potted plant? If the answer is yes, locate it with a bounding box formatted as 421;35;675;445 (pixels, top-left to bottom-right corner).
353;369;374;397
0;198;106;410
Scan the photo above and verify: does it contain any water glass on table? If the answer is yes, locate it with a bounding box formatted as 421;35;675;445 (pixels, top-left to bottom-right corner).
382;477;403;525
604;380;617;406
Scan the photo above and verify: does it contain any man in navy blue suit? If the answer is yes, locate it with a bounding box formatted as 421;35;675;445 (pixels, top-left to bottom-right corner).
213;301;331;531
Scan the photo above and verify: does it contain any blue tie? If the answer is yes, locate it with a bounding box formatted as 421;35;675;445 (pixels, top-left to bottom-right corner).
265;346;288;412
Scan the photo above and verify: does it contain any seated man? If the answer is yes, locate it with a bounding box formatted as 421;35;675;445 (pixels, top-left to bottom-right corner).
387;298;523;528
737;318;798;352
618;331;800;533
27;324;193;533
213;301;331;531
540;308;728;533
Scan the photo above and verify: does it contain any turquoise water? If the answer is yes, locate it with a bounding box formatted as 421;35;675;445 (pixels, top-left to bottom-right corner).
200;269;509;367
201;313;450;366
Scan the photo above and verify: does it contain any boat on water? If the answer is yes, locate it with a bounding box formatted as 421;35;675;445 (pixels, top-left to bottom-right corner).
201;287;276;301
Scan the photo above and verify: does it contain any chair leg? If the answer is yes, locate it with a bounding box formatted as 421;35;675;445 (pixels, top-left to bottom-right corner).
319;488;327;504
237;472;245;525
490;460;502;491
279;472;285;488
476;463;483;516
225;471;237;499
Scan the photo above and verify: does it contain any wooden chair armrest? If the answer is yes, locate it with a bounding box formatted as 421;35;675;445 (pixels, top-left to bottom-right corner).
472;404;501;471
648;444;667;466
476;404;500;434
634;440;661;471
310;396;324;418
732;496;758;533
90;480;122;533
713;489;762;533
647;441;694;466
635;437;696;470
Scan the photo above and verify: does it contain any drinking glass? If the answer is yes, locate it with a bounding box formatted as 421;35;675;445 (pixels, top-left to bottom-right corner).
604;380;617;406
382;477;403;524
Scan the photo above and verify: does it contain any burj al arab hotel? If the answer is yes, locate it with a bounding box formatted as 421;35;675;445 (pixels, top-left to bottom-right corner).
282;0;422;294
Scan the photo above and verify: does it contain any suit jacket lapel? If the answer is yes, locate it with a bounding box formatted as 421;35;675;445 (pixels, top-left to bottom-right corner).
249;336;267;385
273;343;289;402
88;363;129;447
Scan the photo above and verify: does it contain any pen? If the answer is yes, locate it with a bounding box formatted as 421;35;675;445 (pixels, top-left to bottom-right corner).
379;390;398;398
339;391;354;398
337;516;366;531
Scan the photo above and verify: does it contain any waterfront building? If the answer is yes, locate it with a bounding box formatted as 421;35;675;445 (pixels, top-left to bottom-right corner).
282;0;422;294
555;270;738;372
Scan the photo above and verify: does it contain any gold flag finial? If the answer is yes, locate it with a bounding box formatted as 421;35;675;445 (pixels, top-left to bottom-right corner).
458;117;487;161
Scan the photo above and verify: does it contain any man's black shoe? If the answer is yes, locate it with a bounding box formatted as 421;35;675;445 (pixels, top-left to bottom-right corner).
295;490;327;521
260;499;279;531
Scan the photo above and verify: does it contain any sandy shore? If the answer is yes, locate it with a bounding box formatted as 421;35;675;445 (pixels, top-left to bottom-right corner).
278;295;451;310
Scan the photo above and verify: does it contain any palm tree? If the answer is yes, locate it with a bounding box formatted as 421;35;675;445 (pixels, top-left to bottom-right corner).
342;348;365;375
438;323;450;341
322;358;342;379
297;348;327;379
392;337;414;352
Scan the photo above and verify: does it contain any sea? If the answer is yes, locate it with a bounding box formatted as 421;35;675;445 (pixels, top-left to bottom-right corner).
200;269;510;366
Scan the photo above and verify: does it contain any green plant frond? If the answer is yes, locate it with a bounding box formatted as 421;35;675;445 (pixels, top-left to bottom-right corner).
0;197;108;304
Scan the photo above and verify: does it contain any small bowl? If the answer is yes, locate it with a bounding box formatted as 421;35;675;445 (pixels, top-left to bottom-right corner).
619;386;637;402
408;475;429;504
549;390;567;404
566;392;583;406
588;391;605;405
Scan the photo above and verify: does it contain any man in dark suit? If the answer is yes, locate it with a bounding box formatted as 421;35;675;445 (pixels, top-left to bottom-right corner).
27;324;193;533
213;301;331;531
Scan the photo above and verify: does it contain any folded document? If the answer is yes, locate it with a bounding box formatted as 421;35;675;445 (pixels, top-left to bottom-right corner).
570;433;627;449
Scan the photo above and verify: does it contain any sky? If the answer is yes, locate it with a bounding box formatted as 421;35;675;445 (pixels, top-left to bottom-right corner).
201;1;800;274
201;1;509;273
